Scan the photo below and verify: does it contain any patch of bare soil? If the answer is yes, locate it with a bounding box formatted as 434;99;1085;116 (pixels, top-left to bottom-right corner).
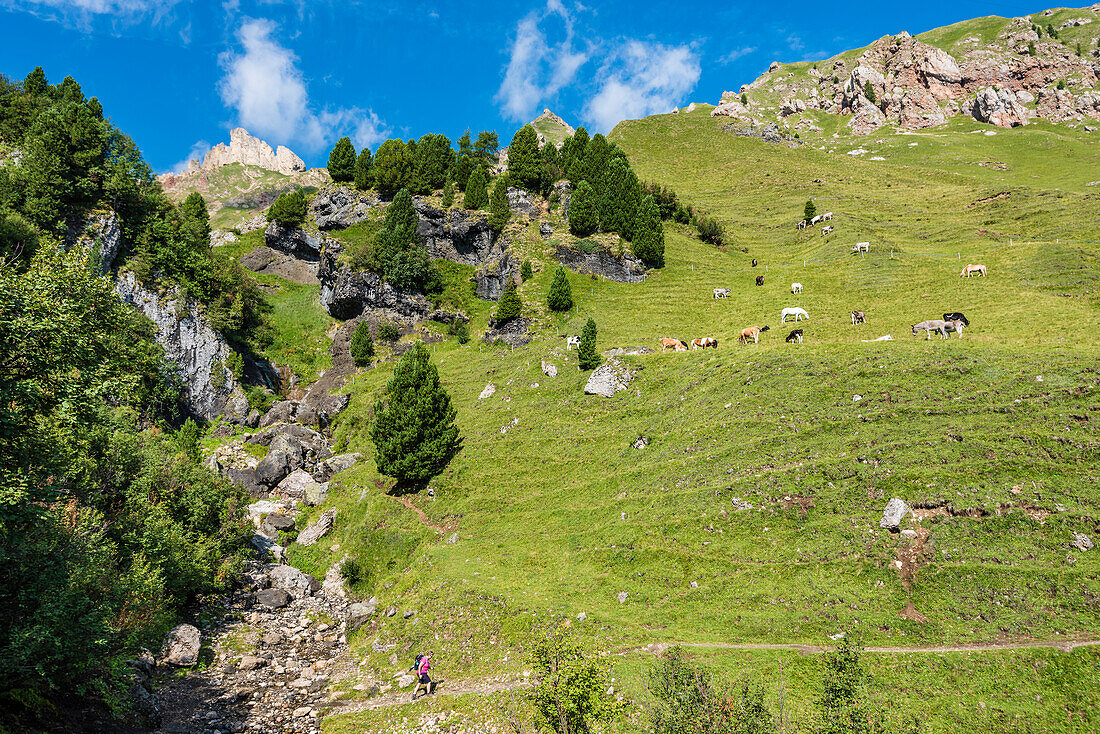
239;246;319;284
396;496;460;536
967;190;1010;207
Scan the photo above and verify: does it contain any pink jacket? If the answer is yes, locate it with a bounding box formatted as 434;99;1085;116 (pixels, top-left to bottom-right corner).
418;657;431;675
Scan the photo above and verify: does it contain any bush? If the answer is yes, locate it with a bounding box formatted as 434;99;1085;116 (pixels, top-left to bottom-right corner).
1057;79;1066;90
369;188;441;294
371;342;460;487
527;625;618;734
464;165;489;209
804;199;816;221
341;557;366;588
267;189;307;227
1028;41;1036;56
520;260;532;282
495;281;522;323
650;646;737;734
578;317;599;370
377;321;401;342
546;266;573;312
697;215;725;245
449;319;469;344
568;180;598;237
327;136;356;183
819;636;876;734
741;92;748;106
863;80;876;104
350;320;375;366
225;350;244;379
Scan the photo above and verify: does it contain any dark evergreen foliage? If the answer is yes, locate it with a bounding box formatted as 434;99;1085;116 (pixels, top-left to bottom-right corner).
327;136;356;182
488;176;511;233
804;200;816;221
560;126;590;181
267;189;308;227
599;156;641;239
495;280;522;322
411;133;454;194
568;180;598;237
696;215;725;245
464;165;489;209
350;320;375;366
546;266;573;312
474;130;500;165
631;195;664;267
507;124;542;192
578;317;600;370
863;81;876;104
453;130;475;189
441;175;455;207
354;147;373;191
372;138;415;197
520;260;532;281
367;189;441;293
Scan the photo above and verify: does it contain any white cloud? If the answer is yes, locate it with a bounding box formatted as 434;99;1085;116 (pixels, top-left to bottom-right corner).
219;18;388;151
168;139;211;175
585;41;701;133
3;0;180;28
495;0;588;121
720;46;757;64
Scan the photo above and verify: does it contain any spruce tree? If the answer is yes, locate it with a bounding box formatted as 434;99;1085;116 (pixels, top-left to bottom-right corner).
507;124;542;192
561;126;590;181
412;133;454;194
579;134;611;192
600;156;641;239
441;175;455;207
495;280;522;322
350;320;374;366
474;130;500;165
464;165;489;209
741;92;749;106
804;200;816;221
520;260;532;281
546;266;573;312
578;318;599;370
453;130;475;189
354;148;373;190
863;81;876;104
370;342;460;486
489;176;511;233
328;136;356;183
179;192;211;248
372;138;415;198
568;180;598;237
267;189;308;226
631;195;664;267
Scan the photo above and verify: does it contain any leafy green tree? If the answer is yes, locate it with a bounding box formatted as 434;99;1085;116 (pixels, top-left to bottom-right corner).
546;266;573;312
370;342;460;487
818;636;875;734
599;156;641;238
179;191;211;248
441;175;455;207
649;646;736;734
412;133;455;194
568;180;598;237
489;176;511;232
354;147;373;190
372;138;415;198
452;130;475;189
631;195;664;267
863;80;876;103
464;165;489;209
528;625;618;734
267;189;308;227
327;136;356;183
507;124;542;192
350;320;375;366
804;200;816;221
0;209;38;267
578;317;599;370
495;281;522;322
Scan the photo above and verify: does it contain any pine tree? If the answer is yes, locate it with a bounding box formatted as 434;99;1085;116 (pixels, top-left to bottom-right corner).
267;189;308;226
354;148;373;190
561;127;590;181
453;130;475;189
441;175;455;207
507;124;541;192
495;280;522;322
412;133;454;194
741;92;749;106
328;136;356;183
372;138;415;198
474;130;500;165
520;260;533;281
804;200;816;222
631;195;664;267
599;156;641;239
371;342;460;487
179;192;211;248
579;134;611;192
489;176;511;233
546;266;573;312
464;165;489;209
350;320;374;366
578;318;599;370
568;180;598;237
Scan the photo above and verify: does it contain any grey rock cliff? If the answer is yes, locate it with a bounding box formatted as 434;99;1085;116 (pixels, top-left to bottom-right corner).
311;185;379;230
414;198;496;265
65;209;121;275
555;245;647;283
317;239;430;321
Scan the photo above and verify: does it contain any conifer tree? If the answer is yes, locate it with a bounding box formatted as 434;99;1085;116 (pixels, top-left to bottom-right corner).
350;320;374;366
464;165;489;209
179;192;211;248
354;148;373;190
507;124;542;192
372;139;415;197
441;175;455;207
495;280;522;322
561;126;590;181
328;136;356;182
489;176;511;233
474;130;500;165
631;195;664;267
546;266;573;312
267;189;308;226
411;133;454;194
804;200;816;221
599;157;641;239
453;130;475;189
863;81;876;104
371;342;459;486
579;134;611;192
578;318;599;370
568;180;598;237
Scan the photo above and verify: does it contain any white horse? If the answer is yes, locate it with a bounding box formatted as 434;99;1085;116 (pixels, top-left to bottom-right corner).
791;282;803;294
780;307;809;323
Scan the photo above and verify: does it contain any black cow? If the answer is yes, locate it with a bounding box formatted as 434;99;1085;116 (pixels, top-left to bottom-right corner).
755;275;764;286
785;329;804;344
943;312;969;326
752;259;758;267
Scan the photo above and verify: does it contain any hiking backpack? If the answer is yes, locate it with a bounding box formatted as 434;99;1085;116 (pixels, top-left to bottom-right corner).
409;653;425;672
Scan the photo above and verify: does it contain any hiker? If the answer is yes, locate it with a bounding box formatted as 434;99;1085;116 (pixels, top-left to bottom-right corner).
411;651;433;700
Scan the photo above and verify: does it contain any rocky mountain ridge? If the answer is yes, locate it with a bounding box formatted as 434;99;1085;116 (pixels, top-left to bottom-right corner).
167;128;307;180
713;5;1100;135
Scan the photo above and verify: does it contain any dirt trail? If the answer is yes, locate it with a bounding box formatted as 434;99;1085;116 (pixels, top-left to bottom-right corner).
325;679;530;716
395;496;457;536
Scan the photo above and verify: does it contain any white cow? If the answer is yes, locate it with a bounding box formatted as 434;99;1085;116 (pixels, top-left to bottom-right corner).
797;220;807;230
791;282;803;294
810;214;824;226
566;335;581;349
822;211;833;221
780;307;809;323
822;225;835;236
713;287;731;299
852;242;870;253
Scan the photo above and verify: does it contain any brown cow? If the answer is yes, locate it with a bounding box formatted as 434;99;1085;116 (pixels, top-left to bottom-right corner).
691;337;718;350
755;275;764;286
738;325;770;344
659;337;688;352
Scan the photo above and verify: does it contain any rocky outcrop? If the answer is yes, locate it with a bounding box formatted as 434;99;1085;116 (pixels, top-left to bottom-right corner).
317;239;431;321
972;86;1031;127
161;624;201;666
532;108;576;147
311;185;379;230
474;248;519;301
265;223;325;261
239;246;319;284
879;497;910;530
115;272;251;422
506;187;540;217
584;358;634;398
555;245;647;283
65;209;121;275
413;198;496;265
185;128;306;176
482;316;530;348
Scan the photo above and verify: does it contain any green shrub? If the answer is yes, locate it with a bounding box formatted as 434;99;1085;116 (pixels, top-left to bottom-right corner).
495;281;522;323
1028;41;1036;56
441;176;455;207
578;317;599;370
697;215;725;245
350;320;375;366
741;92;748;106
267;190;308;227
377;321;401;342
372;139;415;198
527;626;619;734
341;557;367;588
546;266;573;312
520;260;532;281
863;80;876;103
224;350;244;379
327;136;356;183
449;320;469;344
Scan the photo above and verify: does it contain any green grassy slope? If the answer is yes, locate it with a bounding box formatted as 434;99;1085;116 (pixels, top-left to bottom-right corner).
294;106;1100;731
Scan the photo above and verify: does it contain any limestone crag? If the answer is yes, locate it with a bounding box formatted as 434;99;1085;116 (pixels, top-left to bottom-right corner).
413;198;496;265
317;239;431;321
555;244;647;283
65;209;121;275
265;223;326;261
190;128;306;176
115;272;251;422
474;248;519;301
532;108;576;147
311;185;380;230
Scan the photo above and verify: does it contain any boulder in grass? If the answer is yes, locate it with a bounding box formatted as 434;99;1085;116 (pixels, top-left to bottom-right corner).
879;498;910;531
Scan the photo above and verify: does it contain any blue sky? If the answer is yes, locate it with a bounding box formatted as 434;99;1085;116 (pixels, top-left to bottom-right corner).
0;0;1055;172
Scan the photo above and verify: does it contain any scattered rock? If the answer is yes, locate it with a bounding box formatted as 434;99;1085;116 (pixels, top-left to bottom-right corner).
555;244;647;283
900;529;918;540
731;497;753;511
972;87;1030;128
479;383;496;400
506;187;540;217
1072;532;1094;551
161;624;201;666
347;602;377;632
237;655;267;671
267;565;321;598
540;222;553;238
541;361;558;378
264;222;324;260
482;316;531;348
298;510;336;546
879;497;910;531
584;358;634;398
616;591;628;604
65;209;121;275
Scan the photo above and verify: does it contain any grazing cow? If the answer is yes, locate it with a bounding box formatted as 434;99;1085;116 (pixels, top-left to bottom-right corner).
797;220;807;230
780;307;809;323
851;242;869;254
755;275;765;286
912;320;949;339
943;312;969;326
566;335;581;350
822;211;833;221
851;310;866;325
785;329;804;344
822;225;835;236
713;287;731;299
961;263;987;277
810;214;823;226
739;325;770;344
791;282;803;294
945;319;966;338
659;337;688;352
691;337;719;350
861;335;894;342
752;259;758;267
